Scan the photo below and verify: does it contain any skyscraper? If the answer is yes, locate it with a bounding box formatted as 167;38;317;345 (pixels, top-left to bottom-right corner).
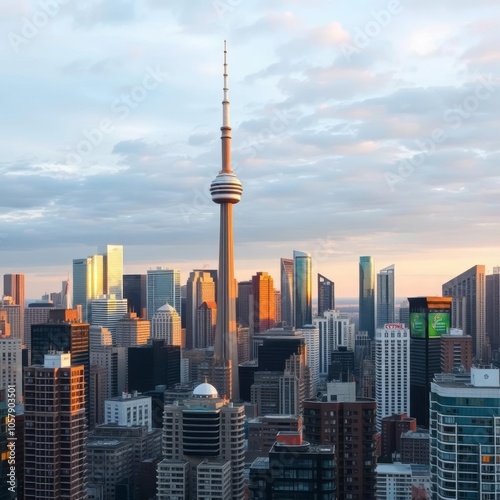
314;309;355;379
442;264;486;360
157;383;245;499
123;274;147;318
377;264;395;328
99;244;123;299
486;268;500;354
73;245;124;322
209;43;243;401
151;304;181;345
303;382;377;499
280;258;294;327
3;273;25;342
73;254;105;322
375;324;410;430
197;301;217;348
409;296;452;428
0;335;22;403
24;302;55;349
0;297;22;340
359;256;375;339
430;368;500;499
236;280;252;327
89;297;128;341
293;250;312;329
185;270;216;348
146;267;181;321
24;353;87;499
251;271;276;333
31;309;90;420
115;311;150;347
318;273;335;316
3;273;25;307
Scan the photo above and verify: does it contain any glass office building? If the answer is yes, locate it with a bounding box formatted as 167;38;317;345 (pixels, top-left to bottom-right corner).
293;251;312;329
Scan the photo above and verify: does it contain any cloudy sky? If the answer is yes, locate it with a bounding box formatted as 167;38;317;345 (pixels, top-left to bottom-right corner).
1;0;499;300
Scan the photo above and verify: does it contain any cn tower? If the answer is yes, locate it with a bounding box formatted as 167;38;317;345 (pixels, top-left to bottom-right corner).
210;42;243;401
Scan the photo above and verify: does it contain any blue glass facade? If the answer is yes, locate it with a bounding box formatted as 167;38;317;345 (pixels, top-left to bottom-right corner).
359;256;375;339
293;251;312;329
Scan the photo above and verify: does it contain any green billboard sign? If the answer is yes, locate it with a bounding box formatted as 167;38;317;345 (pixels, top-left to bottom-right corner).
410;313;425;338
428;312;450;337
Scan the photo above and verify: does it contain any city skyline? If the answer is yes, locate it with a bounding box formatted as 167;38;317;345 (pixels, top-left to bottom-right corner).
1;2;500;300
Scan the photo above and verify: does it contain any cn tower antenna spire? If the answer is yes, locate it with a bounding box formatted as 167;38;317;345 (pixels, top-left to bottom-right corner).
221;40;232;174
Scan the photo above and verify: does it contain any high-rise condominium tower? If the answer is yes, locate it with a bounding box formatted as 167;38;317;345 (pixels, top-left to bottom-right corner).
31;309;90;420
375;324;410;431
280;258;294;327
430;368;500;499
359;256;375;339
442;264;486;361
318;273;335;317
377;264;395;328
294;251;312;329
209;43;243;401
24;353;87;499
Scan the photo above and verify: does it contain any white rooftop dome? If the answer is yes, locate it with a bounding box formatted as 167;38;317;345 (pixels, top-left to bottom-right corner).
157;303;176;313
193;382;218;398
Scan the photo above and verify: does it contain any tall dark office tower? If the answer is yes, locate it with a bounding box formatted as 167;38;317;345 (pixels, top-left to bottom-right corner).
409;296;452;428
329;346;355;382
128;341;181;393
294;250;312;328
318;273;335;316
442;265;486;361
3;273;25;307
252;271;276;333
209;43;242;401
123;274;147;318
280;258;294;327
185;270;216;348
31;309;90;420
486;269;500;353
24;353;87;499
377;264;395;327
359;256;375;339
